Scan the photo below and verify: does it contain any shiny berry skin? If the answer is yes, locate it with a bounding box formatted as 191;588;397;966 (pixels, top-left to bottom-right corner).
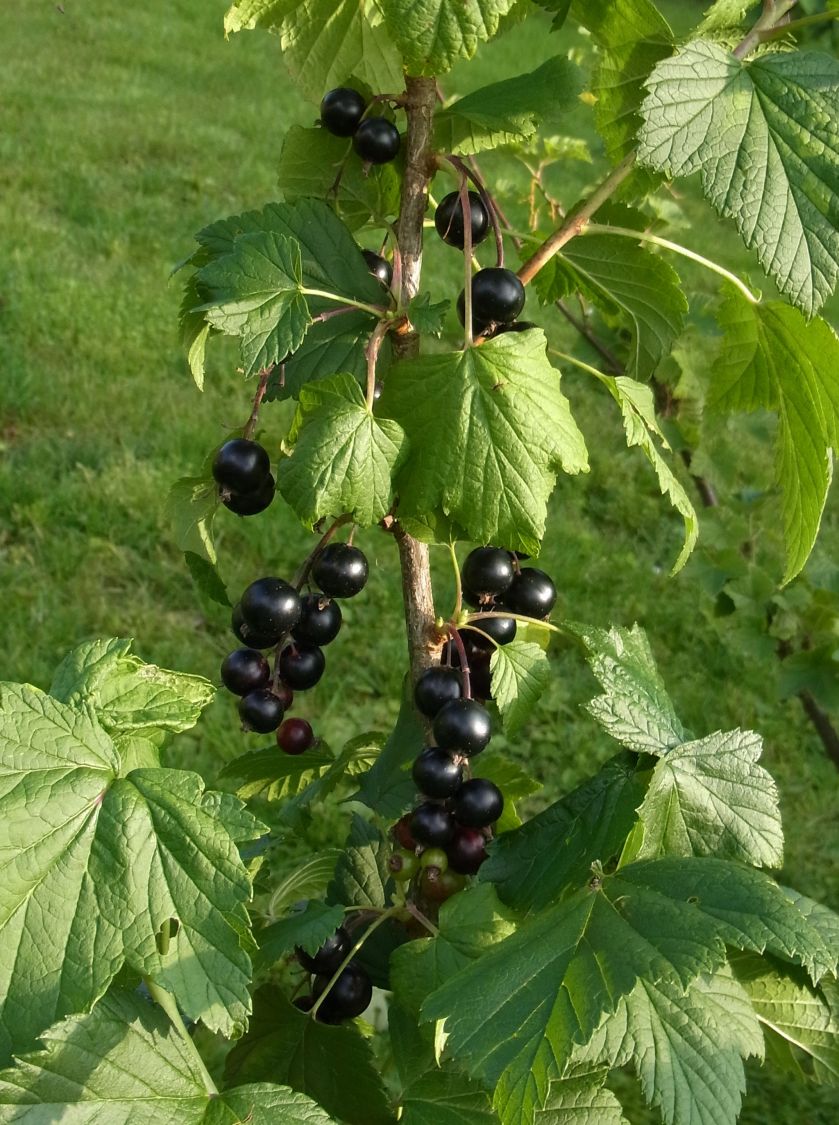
433;699;492;756
320;87;367;137
454;778;504;827
414;665;462;718
462;547;514;601
419;847;449;873
297;926;351;974
353;117;400;164
292;594;342;646
231;603;281;650
312;543;369;598
389;849;419;880
212;438;270;493
220;649;271;696
313;962;372;1022
411;802;456;847
361;249;393;288
279;644;325;690
240;578;301;636
238;689;285;733
393;813;418;851
442;637;493;701
505;567;557;619
278;717;314;755
446;827;488;874
422;867;466;902
434;191;489;249
274;683;294;711
222;473;275;516
469;612;517;649
471;268;525;325
456;290;492;339
412;747;463;799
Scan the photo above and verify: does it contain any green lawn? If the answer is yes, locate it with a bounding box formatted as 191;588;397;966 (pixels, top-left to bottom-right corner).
0;2;836;1121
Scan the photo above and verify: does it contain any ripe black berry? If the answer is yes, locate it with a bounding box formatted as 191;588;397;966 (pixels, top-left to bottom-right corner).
414;665;462;718
212;438;270;493
454;778;504;827
361;249;393;288
442;636;493;701
296;927;351;974
320;87;367;137
278;717;314;755
456;290;492;339
220;649;271;696
231;603;281;650
468;612;517;649
462;546;514;601
353;117;400;164
412;747;463;799
410;801;456;847
470;268;526;325
238;689;285;733
446;827;488;875
495;320;537;334
223;474;275;516
292;594;342;646
433;699;492;756
274;682;294;711
279;644;325;690
505;567;557;619
313;962;372;1022
434;191;490;249
312;543;368;598
240;578;302;636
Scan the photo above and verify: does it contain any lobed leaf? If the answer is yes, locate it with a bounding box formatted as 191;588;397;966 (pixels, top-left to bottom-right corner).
381;0;518;76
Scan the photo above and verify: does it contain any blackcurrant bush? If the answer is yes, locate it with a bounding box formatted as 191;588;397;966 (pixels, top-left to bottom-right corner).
277;717;314;755
312;543;369;598
433;699;492;756
212;438;270;493
353;117;400;164
231;603;281;650
220;649;271;696
279;644;325;690
410;801;456;847
296;927;351;974
361;249;393;288
462;546;514;600
434;190;489;249
313;961;372;1022
412;747;463;798
422;867;466;902
223;474;275;516
419;846;449;873
393;813;418;851
414;665;462;718
470;268;525;325
389;849;419;880
240;578;301;636
454;778;504;828
292;594;343;647
320;87;367;137
505;567;557;619
238;689;285;733
468;612;517;649
446;826;488;875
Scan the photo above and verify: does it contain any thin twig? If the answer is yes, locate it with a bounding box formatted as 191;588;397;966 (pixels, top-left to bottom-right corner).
446;154;505;268
243;366;273;440
365;319;390;410
447;624;472;699
293;514;354;591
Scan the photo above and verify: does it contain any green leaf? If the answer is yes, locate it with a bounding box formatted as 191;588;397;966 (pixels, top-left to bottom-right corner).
434;57;581;156
225;987;393;1125
256;901;346;968
709;294;839;582
166;476;219;562
267;311;388;401
474;748;542;832
327;814;394;911
698;0;758;34
536;1070;627;1123
381;0;518;76
50;637;214;736
219;745;336;801
180;273;212;390
637;727;784;867
353;687;426;817
265;850;343;916
489;639;552;736
408;293;450;336
278;373;407;528
185;551;232;607
0;988;338;1123
638;40;839;316
0;682;263;1060
380;330;588;554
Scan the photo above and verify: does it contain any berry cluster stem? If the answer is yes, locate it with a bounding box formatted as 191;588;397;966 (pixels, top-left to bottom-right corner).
309;907;396;1021
243;365;273;440
447;624;472;700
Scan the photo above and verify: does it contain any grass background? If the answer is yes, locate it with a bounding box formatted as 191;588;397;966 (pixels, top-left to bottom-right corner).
0;1;837;1120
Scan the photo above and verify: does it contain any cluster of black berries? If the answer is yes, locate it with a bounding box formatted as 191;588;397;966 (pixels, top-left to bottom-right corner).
220;542;369;748
320;87;400;165
213;437;275;517
293;928;372;1024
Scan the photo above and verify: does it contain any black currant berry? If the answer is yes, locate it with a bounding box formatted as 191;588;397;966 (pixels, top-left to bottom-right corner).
468;612;517;649
412;747;463;799
240;577;302;636
231;603;281;650
212;438;270;493
223;474;275;516
292;594;343;647
434;191;489;250
393;813;418;851
462;546;514;601
293;996;315;1013
353;117;400;164
422;867;466;902
361;249;393;288
419;846;449;873
414;665;462;718
442;636;493;701
296;927;351;974
456;290;492;339
278;717;314;755
446;827;488;875
454;778;504;827
433;699;492;756
410;801;456;847
274;682;294;711
279;644;325;690
495;320;537;334
238;689;285;733
320;87;367;137
470;268;525;325
220;649;271;696
312;543;369;598
505;567;557;619
313;962;372;1022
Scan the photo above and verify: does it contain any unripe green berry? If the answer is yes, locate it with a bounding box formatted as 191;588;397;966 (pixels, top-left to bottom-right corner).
389;849;419;881
419;847;449;873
